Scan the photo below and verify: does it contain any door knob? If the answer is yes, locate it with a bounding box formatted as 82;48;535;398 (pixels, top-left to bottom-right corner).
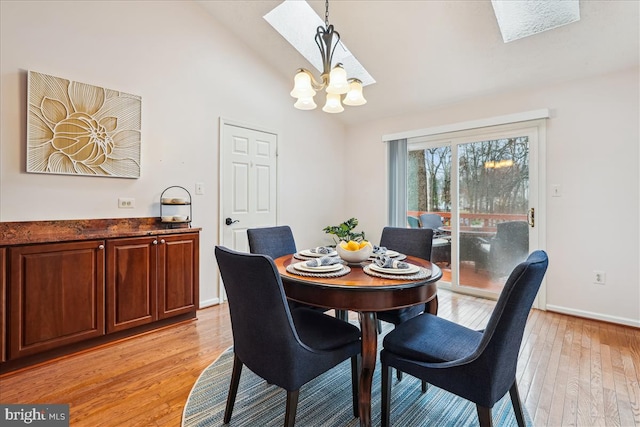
225;218;239;226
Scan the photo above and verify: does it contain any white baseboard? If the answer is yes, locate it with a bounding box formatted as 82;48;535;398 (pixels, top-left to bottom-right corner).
546;304;640;328
199;297;221;309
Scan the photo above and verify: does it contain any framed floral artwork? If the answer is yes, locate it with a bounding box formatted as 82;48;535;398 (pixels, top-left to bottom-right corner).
27;71;142;178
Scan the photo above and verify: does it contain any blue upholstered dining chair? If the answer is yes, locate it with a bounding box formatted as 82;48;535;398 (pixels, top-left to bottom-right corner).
418;213;444;232
407;215;421;228
418;213;450;265
247;225;297;261
380;250;549;427
214;246;361;427
476;220;530;279
376;226;435;380
247;225;348;321
376;227;435;325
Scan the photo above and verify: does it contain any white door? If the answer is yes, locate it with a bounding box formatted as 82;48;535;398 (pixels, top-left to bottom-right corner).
220;120;278;255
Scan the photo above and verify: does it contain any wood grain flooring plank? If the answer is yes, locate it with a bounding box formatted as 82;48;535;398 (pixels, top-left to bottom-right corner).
619;327;640;427
589;321;606;426
525;311;559;420
533;313;567;426
576;321;594;426
609;322;636;427
601;342;622;427
517;310;548;404
561;316;583;426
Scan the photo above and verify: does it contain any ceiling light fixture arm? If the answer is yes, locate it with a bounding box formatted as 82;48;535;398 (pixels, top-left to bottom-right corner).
316;24;340;78
296;23;342;92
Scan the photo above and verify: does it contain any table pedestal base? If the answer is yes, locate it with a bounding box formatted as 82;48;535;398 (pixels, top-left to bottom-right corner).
358;311;377;427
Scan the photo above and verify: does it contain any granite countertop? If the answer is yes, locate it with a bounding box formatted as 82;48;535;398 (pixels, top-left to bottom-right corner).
0;217;201;246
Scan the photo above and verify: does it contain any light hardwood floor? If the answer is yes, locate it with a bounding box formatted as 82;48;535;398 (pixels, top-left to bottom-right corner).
1;289;638;426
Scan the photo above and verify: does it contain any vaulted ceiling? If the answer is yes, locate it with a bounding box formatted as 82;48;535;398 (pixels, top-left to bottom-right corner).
196;0;639;126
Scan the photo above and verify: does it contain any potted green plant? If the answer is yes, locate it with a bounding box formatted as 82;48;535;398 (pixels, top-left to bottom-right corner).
323;217;366;245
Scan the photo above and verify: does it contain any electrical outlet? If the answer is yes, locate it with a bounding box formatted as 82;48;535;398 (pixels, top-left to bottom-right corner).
118;197;135;208
195;182;205;195
593;270;606;285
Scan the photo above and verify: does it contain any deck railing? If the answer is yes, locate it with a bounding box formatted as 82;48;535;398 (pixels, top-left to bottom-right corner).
407;211;528;230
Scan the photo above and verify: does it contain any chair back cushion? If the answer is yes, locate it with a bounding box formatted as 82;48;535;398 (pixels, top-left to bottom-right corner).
247;225;297;259
379;226;434;260
214;246;301;382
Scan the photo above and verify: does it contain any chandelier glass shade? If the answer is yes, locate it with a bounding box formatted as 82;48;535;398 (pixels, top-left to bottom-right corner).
290;1;366;113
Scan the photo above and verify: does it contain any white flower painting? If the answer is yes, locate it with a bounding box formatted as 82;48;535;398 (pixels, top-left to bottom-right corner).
27;71;142;178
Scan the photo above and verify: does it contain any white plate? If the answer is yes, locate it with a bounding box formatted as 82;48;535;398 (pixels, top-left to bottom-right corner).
299;249;338;257
293;262;343;273
369;263;420;275
161;197;188;204
370;250;401;258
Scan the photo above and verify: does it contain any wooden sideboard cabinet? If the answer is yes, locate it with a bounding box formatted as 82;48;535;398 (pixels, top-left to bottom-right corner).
9;240;106;359
106;233;199;333
0;218;200;372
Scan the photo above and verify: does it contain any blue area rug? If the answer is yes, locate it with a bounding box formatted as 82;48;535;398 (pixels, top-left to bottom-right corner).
183;336;530;426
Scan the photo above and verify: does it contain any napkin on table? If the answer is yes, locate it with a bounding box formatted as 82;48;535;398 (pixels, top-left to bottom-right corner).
305;256;342;267
374;254;409;269
310;246;334;254
372;245;387;255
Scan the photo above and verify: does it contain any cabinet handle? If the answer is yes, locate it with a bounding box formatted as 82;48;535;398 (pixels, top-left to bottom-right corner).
153;240;158;245
98;244;104;250
160;239;165;244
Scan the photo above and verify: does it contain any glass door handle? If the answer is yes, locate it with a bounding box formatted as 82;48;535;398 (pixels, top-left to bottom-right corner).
527;208;535;227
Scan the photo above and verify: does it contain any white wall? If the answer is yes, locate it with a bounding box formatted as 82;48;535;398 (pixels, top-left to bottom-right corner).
344;67;640;327
0;0;347;307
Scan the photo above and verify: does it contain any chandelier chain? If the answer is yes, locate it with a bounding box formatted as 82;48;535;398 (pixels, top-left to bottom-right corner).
325;0;330;28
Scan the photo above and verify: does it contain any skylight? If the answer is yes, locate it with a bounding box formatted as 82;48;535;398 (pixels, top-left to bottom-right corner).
492;0;581;43
263;0;375;86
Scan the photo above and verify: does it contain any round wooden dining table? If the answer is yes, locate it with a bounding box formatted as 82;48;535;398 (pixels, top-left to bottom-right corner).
274;254;442;427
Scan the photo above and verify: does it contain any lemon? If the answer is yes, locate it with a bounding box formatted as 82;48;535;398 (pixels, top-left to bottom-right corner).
358;240;369;249
340;241;349;249
347;240;360;251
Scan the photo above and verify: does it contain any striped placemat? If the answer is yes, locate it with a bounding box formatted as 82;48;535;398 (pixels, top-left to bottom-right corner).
363;265;432;280
286;264;351;278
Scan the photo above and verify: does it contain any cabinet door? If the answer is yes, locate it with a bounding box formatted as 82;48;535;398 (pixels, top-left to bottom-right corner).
158;233;199;319
9;241;105;359
106;236;157;333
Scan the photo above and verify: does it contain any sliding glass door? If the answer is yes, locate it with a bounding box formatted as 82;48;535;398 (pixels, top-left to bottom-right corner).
407;122;541;299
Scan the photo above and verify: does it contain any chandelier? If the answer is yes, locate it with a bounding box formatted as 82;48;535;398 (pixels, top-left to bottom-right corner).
290;0;367;113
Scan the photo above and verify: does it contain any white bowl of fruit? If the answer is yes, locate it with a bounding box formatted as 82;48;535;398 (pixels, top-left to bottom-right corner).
336;240;373;263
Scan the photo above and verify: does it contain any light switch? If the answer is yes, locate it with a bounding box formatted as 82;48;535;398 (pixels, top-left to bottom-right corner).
195;182;205;195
